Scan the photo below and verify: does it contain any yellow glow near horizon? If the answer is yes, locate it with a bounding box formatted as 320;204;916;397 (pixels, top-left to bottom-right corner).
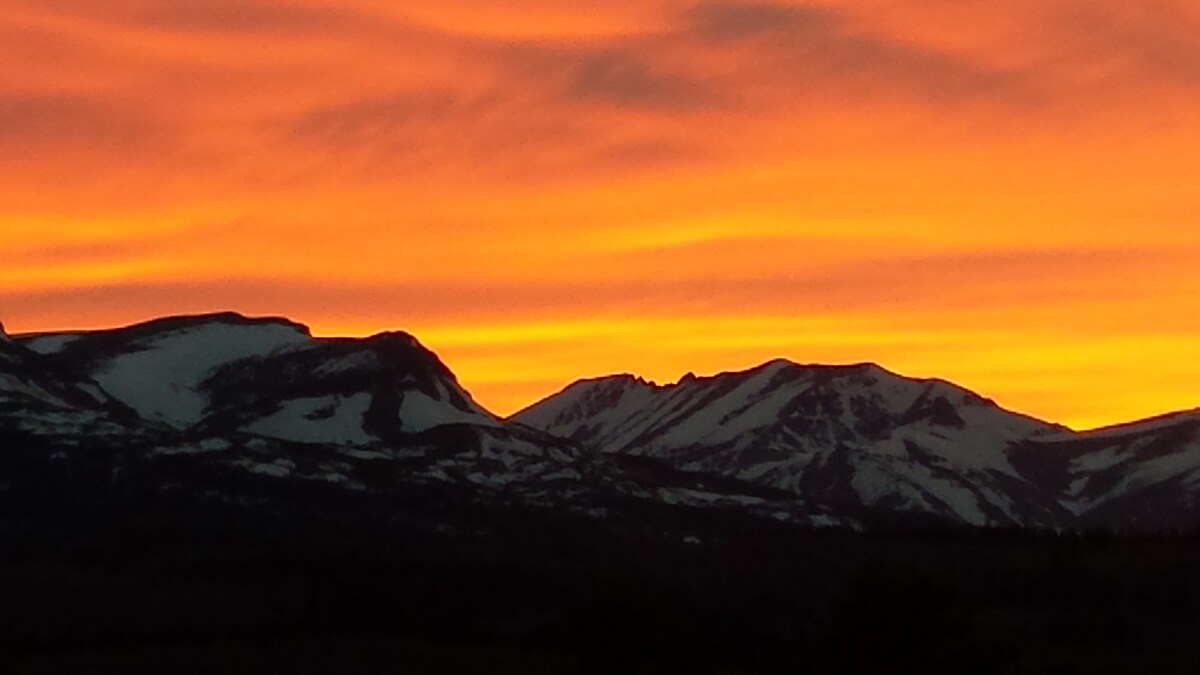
2;0;1198;429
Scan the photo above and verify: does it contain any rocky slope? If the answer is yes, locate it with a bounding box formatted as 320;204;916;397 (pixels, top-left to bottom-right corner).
4;313;1199;532
1012;411;1200;531
6;313;1200;672
514;361;1200;531
5;313;842;536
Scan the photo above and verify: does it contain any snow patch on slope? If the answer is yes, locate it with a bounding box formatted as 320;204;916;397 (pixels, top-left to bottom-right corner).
247;394;375;445
94;322;312;428
658;362;799;447
0;374;61;406
1108;437;1200;498
234;457;297;478
22;334;83;355
399;390;500;433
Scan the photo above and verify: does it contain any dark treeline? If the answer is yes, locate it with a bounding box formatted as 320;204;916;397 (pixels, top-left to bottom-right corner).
4;498;1200;675
4;428;1200;673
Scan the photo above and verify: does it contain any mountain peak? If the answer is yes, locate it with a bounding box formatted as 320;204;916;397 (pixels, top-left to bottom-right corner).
703;359;898;383
6;310;1200;533
359;330;421;348
13;313;316;428
573;372;652;388
125;312;313;338
513;354;1070;526
12;314;499;438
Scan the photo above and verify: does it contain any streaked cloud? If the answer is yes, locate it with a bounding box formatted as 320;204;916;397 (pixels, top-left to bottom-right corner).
0;93;157;153
685;1;1025;103
2;0;1198;428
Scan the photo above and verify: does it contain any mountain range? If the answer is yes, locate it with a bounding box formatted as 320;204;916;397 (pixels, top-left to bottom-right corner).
3;311;1197;534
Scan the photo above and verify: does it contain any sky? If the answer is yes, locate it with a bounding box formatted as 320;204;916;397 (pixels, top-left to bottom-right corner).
2;0;1198;429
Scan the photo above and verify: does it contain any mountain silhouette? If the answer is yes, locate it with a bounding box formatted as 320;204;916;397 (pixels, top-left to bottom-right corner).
6;312;1200;672
3;312;1197;532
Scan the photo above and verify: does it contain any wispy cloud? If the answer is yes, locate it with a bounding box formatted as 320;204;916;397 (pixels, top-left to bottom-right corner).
2;0;1199;426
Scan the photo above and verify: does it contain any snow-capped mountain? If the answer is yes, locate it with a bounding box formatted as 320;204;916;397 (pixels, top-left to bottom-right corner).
1011;410;1200;531
4;314;849;536
10;313;581;499
0;320;138;440
19;313;503;440
6;312;1200;533
514;361;1200;530
21;313;316;429
513;361;1070;527
8;316;1200;674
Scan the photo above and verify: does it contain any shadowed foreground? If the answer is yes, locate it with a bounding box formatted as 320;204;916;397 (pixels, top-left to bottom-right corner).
3;499;1200;674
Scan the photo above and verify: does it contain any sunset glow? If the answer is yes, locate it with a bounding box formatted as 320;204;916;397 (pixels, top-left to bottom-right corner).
3;0;1199;429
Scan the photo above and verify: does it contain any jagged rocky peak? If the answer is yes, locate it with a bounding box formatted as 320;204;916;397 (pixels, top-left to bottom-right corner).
677;359;907;394
516;357;1034;443
511;373;651;430
512;356;1071;527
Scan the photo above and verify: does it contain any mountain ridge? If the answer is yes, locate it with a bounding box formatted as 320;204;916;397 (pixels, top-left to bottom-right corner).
12;313;1191;432
5;311;1199;532
510;350;1198;531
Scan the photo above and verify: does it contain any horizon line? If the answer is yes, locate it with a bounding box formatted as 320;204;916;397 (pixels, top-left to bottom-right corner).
6;310;1198;436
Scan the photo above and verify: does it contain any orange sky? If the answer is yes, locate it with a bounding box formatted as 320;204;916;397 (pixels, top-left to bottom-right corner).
2;0;1199;429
